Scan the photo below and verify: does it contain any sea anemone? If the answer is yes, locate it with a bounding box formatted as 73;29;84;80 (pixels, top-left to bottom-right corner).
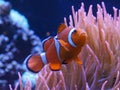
11;2;120;90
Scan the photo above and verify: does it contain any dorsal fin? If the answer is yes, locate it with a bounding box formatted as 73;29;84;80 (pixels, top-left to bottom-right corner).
42;36;54;52
57;23;66;34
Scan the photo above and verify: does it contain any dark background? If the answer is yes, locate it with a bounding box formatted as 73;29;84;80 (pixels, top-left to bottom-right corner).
6;0;120;39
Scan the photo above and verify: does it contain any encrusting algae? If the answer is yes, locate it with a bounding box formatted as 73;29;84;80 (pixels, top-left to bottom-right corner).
10;2;120;90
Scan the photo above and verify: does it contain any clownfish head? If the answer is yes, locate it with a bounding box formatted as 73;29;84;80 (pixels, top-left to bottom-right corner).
57;23;87;48
68;28;87;48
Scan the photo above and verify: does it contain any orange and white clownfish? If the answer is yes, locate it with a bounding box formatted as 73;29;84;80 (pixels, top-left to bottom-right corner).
25;24;87;73
57;24;87;64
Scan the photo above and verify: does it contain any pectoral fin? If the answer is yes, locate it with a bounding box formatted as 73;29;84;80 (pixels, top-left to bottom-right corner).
49;63;61;71
58;40;69;51
74;57;82;64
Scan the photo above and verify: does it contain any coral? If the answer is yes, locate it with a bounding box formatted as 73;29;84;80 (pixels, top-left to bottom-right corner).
0;0;42;90
11;2;120;90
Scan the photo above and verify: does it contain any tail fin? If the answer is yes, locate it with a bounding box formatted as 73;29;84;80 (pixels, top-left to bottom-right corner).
25;54;44;73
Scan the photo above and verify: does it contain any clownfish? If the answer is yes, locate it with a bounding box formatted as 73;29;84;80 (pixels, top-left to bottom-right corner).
57;24;87;64
25;24;87;73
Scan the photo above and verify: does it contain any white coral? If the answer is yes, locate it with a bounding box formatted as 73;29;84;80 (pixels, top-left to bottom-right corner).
9;9;29;30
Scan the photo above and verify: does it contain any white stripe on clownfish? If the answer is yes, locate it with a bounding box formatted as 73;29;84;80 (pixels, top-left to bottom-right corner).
42;36;53;45
54;35;58;39
68;28;77;47
54;37;61;62
24;54;32;70
41;35;61;64
40;52;48;65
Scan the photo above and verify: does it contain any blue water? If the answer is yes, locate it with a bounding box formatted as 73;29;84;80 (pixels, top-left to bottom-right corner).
6;0;120;39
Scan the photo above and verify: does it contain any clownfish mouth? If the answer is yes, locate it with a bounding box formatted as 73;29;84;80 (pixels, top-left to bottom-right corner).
79;32;87;38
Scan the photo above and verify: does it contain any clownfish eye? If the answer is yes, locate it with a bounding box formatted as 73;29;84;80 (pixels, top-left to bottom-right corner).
73;29;77;33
